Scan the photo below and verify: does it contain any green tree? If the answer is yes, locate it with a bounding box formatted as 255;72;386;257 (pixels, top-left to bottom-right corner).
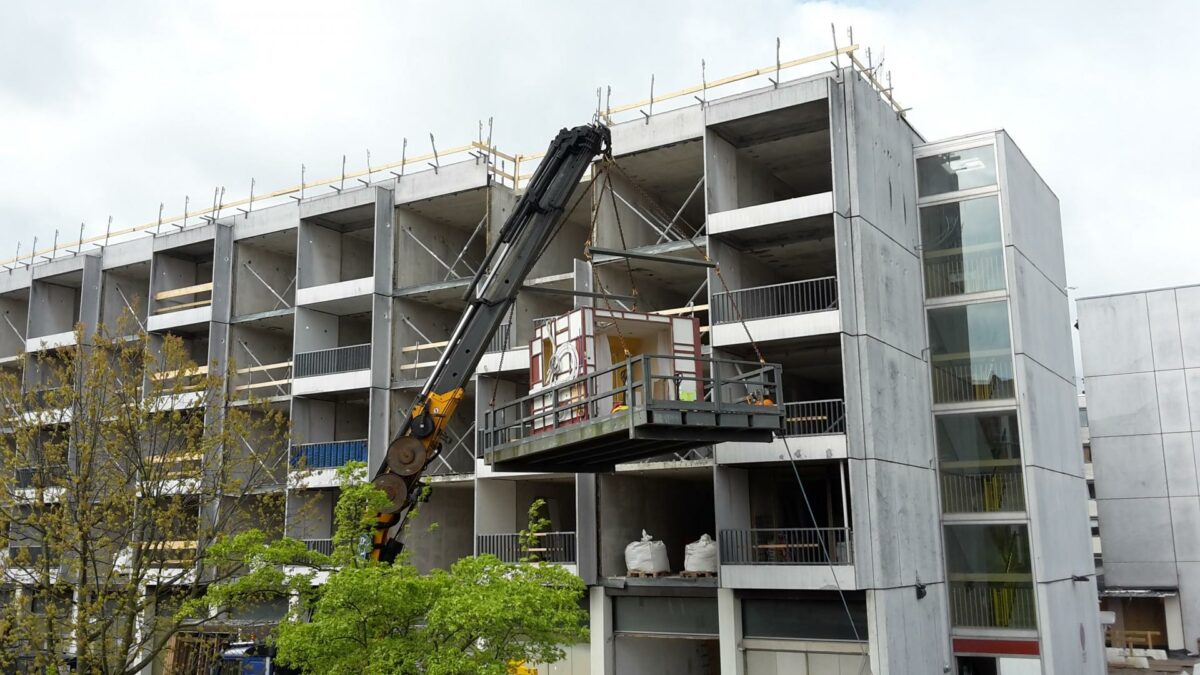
198;466;588;675
0;318;290;674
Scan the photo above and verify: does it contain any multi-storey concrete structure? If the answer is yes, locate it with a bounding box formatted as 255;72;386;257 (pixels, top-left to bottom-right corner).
1;50;1101;674
1078;286;1200;654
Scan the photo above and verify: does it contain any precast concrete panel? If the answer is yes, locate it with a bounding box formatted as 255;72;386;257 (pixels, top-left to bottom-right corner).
1174;286;1200;369
1171;433;1200;496
1155;369;1192;433
1177;560;1200;650
846;73;919;250
849;221;925;358
1096;497;1176;566
839;334;866;461
298;184;376;220
610;105;703;156
1034;577;1104;674
1024;465;1094;580
1091;434;1167;499
1016;356;1086;477
1009;250;1074;383
1169;496;1200;561
1085;372;1161;437
1146;289;1185;370
394;209;477;289
373;186;394;296
151;222;216;252
394;161;488;206
857;339;932;467
210;224;234;322
703;75;829;128
231;200;301;241
1103;561;1179;588
867;585;950;675
99;237;153;270
1185;369;1200;430
861;458;943;589
998;133;1066;290
1077;294;1154;377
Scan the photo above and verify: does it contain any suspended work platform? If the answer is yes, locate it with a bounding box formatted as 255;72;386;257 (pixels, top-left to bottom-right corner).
482;355;783;472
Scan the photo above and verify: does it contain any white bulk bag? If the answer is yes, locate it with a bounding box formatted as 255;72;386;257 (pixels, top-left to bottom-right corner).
683;534;717;573
624;529;670;573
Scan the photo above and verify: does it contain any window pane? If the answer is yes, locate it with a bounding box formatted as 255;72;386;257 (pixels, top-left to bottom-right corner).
918;145;997;196
742;595;868;640
944;524;1036;630
920;196;1005;298
928;302;1014;404
936;411;1024;513
612;596;718;636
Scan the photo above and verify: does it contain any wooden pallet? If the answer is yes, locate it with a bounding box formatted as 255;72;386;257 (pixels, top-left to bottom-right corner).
627;569;671;578
679;570;716;578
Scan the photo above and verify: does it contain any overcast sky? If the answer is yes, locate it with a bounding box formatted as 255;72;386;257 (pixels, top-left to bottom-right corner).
1;0;1197;302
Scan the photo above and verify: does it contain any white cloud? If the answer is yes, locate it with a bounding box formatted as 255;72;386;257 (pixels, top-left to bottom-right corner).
1;0;1197;301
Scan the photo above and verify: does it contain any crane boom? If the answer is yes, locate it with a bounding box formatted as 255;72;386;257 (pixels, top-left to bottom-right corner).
371;123;610;562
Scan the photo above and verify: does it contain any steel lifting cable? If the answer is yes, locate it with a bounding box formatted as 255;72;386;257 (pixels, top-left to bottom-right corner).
583;169;634;360
600;159;642;312
602;159;868;670
605;159;700;239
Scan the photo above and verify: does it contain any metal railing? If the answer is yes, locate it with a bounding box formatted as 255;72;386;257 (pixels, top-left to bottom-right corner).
940;470;1025;513
481;354;782;451
719;528;853;565
14;465;68;489
923;251;1006;299
931;358;1015;404
294;343;371;378
302;539;334;556
477;532;577;564
290;439;368;469
783;399;846;436
711;277;837;324
949;581;1036;629
485;323;514;353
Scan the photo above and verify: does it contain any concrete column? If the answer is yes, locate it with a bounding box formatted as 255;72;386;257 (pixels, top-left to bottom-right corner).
575;473;598;585
589;586;614;675
77;255;102;343
1166;595;1185;651
718;587;744;675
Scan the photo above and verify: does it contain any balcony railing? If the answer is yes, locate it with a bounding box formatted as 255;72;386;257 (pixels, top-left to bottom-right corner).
294;343;371;378
477;531;577;564
711;277;838;324
719;528;852;565
290;439;368;470
923;251;1006;299
949;581;1036;629
783;399;846;436
302;539;334;556
931;357;1015;404
485;324;514;353
940;470;1025;513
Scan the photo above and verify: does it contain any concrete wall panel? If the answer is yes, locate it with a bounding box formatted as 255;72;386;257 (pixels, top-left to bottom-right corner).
847;74;919;247
1077;293;1153;377
1176;561;1200;652
1024;466;1093;580
1175;286;1200;368
1103;561;1178;588
867;585;950;675
1164;433;1199;497
1091;434;1166;499
851;223;925;358
1156;369;1192;433
611;105;703;156
1147;289;1185;370
1034;577;1104;675
1017;355;1085;477
1096;497;1175;565
999;132;1066;289
1169;496;1200;562
1009;249;1074;382
1085;372;1160;437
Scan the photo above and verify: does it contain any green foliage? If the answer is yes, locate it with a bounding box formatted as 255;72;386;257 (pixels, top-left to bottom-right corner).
518;498;551;563
272;555;587;675
202;483;588;675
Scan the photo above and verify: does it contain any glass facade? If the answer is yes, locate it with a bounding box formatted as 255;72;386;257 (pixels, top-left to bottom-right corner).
944;524;1036;629
920;196;1005;298
917;145;997;197
927;301;1015;404
936;411;1024;513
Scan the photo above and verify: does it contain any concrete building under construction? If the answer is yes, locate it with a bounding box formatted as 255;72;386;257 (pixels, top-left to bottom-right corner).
0;45;1101;674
